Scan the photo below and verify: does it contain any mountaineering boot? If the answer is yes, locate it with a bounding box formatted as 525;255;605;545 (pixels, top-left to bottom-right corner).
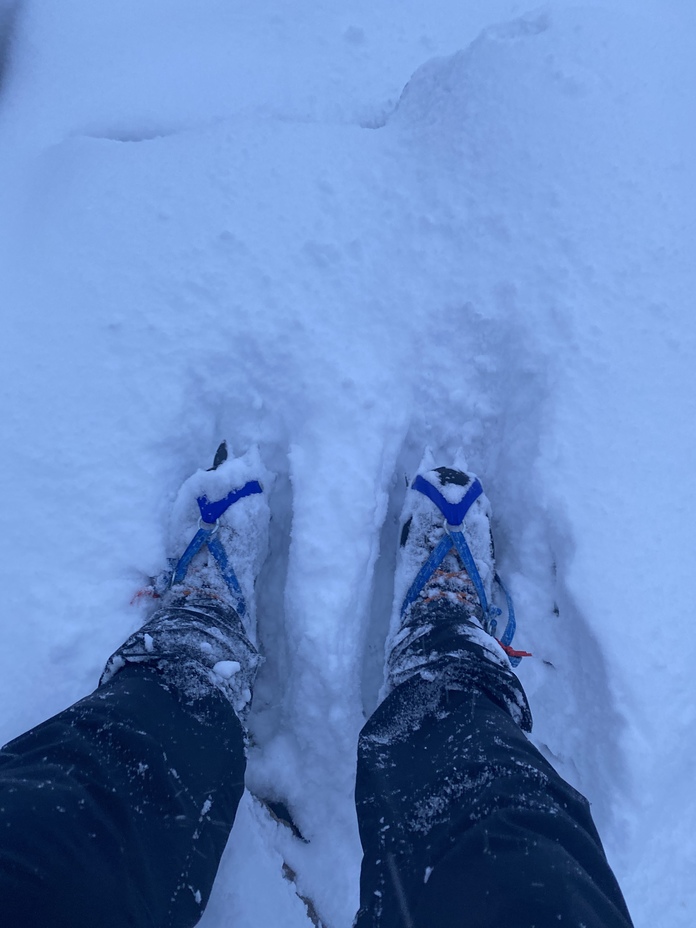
101;442;273;720
384;455;532;729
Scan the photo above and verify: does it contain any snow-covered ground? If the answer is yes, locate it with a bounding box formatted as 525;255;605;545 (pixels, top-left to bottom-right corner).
1;1;694;925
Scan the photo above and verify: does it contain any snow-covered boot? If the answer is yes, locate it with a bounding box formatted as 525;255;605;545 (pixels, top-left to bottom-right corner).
101;442;273;720
384;456;532;729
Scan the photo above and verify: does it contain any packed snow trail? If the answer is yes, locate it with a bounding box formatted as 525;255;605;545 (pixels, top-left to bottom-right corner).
0;2;695;926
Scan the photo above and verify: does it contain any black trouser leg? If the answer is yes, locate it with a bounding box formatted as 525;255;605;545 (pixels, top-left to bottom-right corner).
355;606;634;928
0;664;245;928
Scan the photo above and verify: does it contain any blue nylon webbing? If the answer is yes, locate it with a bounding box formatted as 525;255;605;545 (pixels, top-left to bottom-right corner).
207;535;246;617
401;534;454;617
197;480;263;524
494;572;520;666
450;530;490;617
403;474;519;657
172;527;213;585
411;475;482;527
169;484;259;613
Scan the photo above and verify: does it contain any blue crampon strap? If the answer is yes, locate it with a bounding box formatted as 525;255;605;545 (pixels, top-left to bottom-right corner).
172;527;213;585
170;482;262;614
449;529;490;618
197;480;263;524
494;571;522;666
411;474;483;527
401;533;455;617
207;534;246;617
402;474;523;665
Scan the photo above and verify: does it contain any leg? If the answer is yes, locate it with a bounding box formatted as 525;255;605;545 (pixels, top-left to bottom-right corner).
355;604;634;928
355;462;634;928
0;661;245;928
0;444;272;927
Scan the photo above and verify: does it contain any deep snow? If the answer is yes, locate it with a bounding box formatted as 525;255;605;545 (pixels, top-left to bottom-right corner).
0;1;694;925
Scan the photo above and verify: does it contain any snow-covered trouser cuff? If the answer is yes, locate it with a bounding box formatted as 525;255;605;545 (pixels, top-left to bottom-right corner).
357;598;633;928
100;595;261;721
385;598;532;732
356;666;633;928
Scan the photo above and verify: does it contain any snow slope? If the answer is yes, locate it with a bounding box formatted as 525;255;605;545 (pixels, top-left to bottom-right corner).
1;1;694;925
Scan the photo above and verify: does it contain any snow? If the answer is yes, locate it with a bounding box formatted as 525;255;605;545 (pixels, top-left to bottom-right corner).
213;661;241;680
0;0;694;925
